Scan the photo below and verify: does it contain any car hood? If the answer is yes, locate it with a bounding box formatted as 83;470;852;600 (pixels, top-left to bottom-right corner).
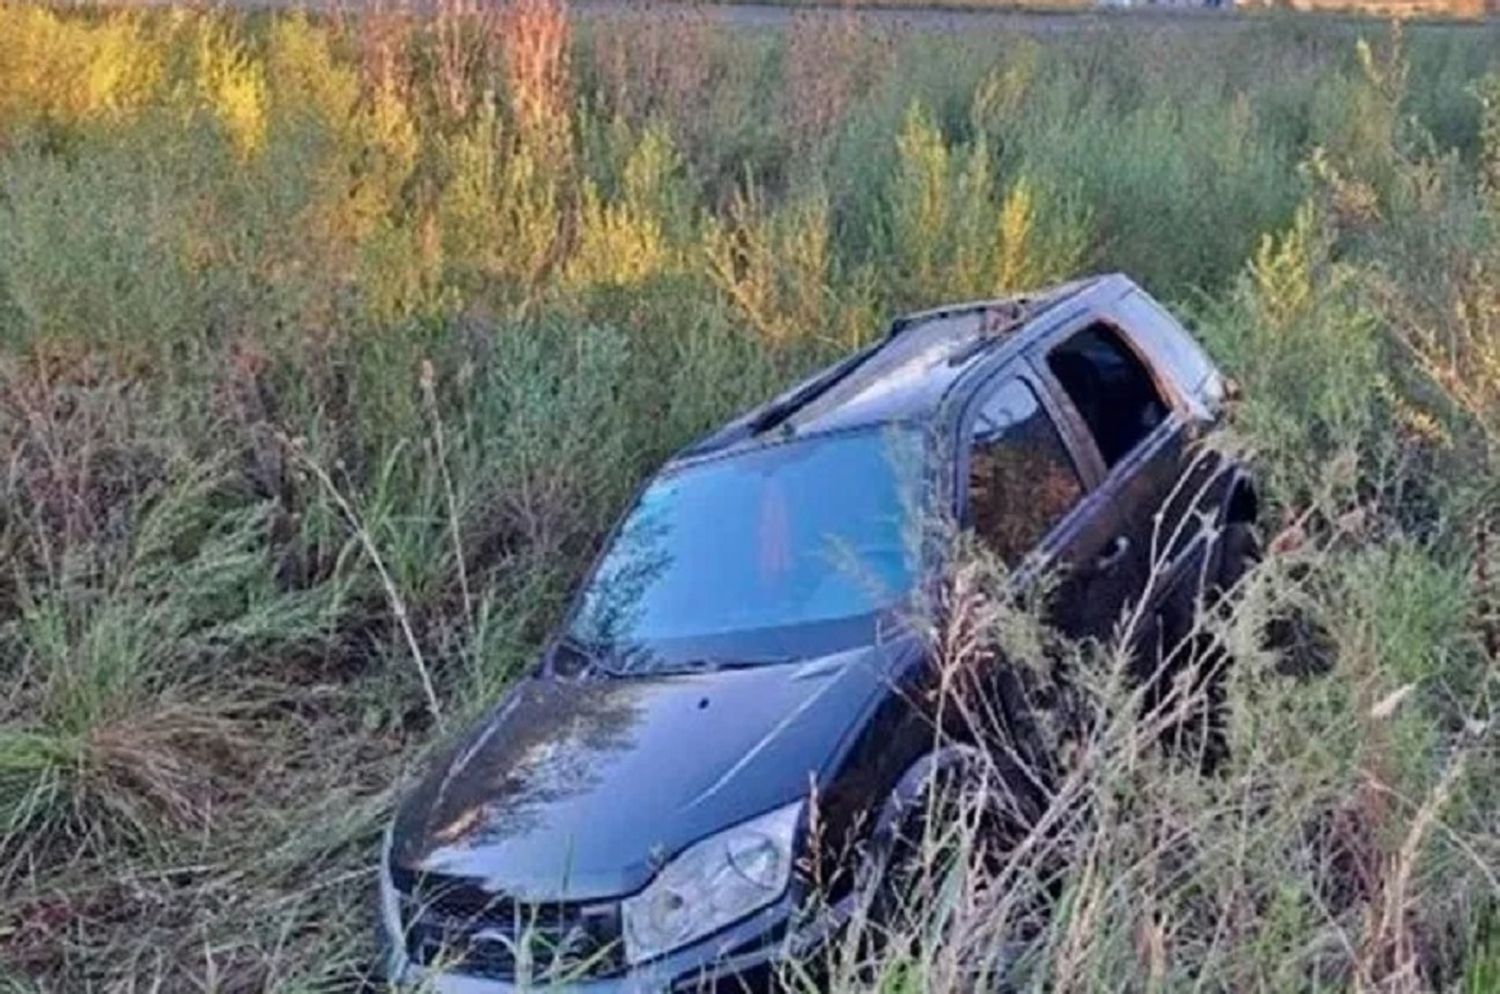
390;645;901;901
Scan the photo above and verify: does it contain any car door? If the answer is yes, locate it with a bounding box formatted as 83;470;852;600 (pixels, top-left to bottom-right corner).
1109;289;1237;608
1026;314;1195;654
957;365;1134;644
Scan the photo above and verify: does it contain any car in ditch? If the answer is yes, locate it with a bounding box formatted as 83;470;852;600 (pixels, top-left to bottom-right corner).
377;273;1260;993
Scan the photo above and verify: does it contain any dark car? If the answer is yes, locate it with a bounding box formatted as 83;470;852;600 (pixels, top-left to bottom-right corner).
378;274;1259;993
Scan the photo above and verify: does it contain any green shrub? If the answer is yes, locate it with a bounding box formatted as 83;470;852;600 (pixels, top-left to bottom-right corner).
2;7;1498;990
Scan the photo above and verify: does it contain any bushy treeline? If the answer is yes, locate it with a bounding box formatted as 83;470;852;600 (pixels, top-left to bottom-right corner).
0;3;1497;991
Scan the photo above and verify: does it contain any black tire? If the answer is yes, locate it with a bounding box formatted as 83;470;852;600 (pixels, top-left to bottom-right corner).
867;760;1042;987
1194;519;1260;770
1153;519;1259;773
873;762;986;930
1213;520;1262;603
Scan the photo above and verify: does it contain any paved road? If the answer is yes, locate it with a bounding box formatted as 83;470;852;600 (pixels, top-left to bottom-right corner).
573;1;1240;33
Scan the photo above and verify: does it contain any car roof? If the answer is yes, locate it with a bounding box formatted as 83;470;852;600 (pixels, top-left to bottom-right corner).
673;273;1136;467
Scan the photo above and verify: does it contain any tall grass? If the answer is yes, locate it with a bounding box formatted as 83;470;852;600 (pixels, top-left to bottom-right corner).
0;3;1498;991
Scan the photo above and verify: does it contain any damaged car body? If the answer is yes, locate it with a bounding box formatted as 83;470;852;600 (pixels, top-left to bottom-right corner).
379;273;1260;992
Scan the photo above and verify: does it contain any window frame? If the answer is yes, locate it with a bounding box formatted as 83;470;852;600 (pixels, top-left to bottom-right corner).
954;361;1099;567
1027;313;1187;483
1112;291;1224;421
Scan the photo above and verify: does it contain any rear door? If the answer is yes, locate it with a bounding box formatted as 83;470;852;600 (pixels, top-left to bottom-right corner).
957;366;1134;643
1025;315;1191;652
1109;290;1236;603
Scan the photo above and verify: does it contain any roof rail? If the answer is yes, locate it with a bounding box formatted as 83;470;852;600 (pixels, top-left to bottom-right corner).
677;276;1104;458
746;343;880;434
747;279;1099;437
888;295;1027;339
888;275;1098;342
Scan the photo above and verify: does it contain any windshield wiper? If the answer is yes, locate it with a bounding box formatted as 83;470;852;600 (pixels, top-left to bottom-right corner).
549;633;614;675
673;654;797;673
583;644;799;677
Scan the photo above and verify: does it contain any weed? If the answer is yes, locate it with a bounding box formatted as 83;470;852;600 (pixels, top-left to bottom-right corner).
0;5;1497;991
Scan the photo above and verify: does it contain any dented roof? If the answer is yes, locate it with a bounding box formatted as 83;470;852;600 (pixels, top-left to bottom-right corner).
676;274;1124;464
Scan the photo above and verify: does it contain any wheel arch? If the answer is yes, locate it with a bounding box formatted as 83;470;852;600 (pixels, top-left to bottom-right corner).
1222;469;1259;527
837;745;989;915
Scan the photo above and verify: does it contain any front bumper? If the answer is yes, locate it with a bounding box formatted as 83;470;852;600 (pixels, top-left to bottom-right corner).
386;894;838;994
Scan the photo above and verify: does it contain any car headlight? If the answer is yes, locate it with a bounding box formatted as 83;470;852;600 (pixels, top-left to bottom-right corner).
622;800;803;965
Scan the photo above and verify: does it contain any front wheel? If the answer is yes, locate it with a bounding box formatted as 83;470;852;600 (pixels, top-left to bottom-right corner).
1192;519;1262;769
1154;519;1261;772
1213;520;1262;602
865;759;1044;987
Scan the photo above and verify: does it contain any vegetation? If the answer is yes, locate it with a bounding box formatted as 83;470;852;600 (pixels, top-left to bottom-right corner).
691;0;1489;18
0;2;1498;991
695;0;1096;11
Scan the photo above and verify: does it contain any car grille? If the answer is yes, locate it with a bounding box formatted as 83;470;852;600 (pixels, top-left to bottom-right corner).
391;865;625;982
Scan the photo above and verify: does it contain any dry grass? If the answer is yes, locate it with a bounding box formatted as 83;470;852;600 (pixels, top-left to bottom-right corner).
0;3;1496;992
795;499;1493;994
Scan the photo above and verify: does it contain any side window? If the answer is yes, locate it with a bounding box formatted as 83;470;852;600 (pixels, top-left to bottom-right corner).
967;379;1085;564
1047;323;1169;468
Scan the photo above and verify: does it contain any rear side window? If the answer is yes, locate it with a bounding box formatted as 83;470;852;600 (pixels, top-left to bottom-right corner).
967;379;1084;564
1047;324;1168;468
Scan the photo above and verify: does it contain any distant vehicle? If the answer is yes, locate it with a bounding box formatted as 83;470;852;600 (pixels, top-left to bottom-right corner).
378;274;1260;993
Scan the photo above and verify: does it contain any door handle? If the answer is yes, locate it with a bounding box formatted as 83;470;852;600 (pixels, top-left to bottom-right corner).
1094;535;1131;573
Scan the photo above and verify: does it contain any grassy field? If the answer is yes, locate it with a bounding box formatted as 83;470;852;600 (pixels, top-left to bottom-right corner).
689;0;1098;11
683;0;1491;18
1;2;1499;991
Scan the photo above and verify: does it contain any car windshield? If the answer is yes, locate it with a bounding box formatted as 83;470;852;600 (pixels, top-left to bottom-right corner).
568;427;924;673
